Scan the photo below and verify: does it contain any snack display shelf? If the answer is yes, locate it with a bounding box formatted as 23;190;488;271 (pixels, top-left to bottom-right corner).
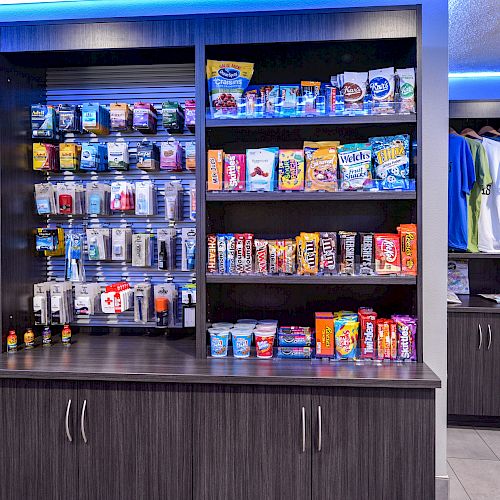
205;114;417;128
448;252;500;259
206;191;416;202
71;319;185;328
206;274;416;285
447;295;500;314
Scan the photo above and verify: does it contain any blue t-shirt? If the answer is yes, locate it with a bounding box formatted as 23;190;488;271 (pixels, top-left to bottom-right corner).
449;134;476;250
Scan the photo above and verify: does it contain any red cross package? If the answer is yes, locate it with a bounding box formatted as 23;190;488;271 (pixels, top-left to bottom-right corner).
100;282;133;314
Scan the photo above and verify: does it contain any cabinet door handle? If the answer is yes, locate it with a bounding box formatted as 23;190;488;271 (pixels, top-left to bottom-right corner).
488;324;492;350
81;399;88;444
478;324;483;350
317;405;322;452
65;399;73;443
301;406;306;453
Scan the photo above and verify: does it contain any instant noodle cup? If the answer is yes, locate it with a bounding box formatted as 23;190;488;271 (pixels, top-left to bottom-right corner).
231;331;253;358
210;331;230;357
255;333;275;358
212;322;233;329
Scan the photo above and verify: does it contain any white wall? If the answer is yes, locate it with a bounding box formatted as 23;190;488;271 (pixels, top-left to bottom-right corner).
0;0;450;483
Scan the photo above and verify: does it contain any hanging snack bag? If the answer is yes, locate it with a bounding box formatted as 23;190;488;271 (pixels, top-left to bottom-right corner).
398;223;418;276
370;135;410;190
342;72;368;111
206;60;254;116
304;145;339;192
300;232;319;275
246;147;278;192
369;67;395;114
278;149;305;191
396;68;416;113
374;233;401;275
224;154;246;191
338;143;372;191
334;317;359;360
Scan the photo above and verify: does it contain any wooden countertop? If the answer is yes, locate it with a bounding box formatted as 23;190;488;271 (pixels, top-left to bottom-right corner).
0;333;441;389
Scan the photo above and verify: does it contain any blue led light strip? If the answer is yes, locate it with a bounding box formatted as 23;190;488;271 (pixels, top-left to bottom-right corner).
449;72;500;79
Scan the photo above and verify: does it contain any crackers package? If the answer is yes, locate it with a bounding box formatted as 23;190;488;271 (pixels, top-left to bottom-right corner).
278;149;304;191
304;146;339;192
207;150;224;191
374;233;401;275
246;147;278;191
338;143;372;191
398;223;417;276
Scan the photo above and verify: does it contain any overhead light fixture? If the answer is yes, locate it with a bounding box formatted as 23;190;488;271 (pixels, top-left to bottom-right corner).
449;72;500;79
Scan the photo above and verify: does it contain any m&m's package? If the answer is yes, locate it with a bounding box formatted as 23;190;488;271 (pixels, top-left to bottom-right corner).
224;154;246;191
338;143;372;191
334;315;359;360
304;142;339;192
278;149;305;191
299;232;319;275
374;233;401;275
246;147;278;191
398;223;418;276
369;135;410;190
319;232;337;274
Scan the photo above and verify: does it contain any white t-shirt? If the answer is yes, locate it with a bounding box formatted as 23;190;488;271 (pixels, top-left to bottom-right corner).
478;138;500;252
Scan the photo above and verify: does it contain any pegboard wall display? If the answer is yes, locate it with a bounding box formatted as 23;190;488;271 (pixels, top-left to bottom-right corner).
34;63;196;330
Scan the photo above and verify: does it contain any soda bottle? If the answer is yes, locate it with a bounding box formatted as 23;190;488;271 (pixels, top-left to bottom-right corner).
24;328;35;349
61;324;71;346
42;327;52;347
6;329;17;352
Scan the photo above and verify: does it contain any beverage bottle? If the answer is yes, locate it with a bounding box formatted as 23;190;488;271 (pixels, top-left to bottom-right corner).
61;324;72;346
42;327;52;347
6;329;17;352
24;328;35;349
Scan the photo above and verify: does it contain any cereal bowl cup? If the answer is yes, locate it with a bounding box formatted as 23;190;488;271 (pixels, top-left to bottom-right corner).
231;331;253;358
210;331;230;357
254;333;275;359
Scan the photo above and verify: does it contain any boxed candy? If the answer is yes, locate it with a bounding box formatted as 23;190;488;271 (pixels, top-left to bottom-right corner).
224;154;246;191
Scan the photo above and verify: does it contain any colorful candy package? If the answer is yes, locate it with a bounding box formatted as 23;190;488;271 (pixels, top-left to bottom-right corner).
319;232;337;274
369;67;395;114
277;347;313;359
206;60;254;115
396;68;416;114
254;239;268;274
334;317;359;359
207;150;224;191
342;72;368;111
359;232;375;275
224;154;246;191
315;312;335;358
393;315;417;361
369;135;410;190
359;310;377;359
338;143;372;191
246;147;278;191
278;150;305;191
304;146;339;192
300;232;319;275
374;233;401;275
398;224;418;276
376;319;388;360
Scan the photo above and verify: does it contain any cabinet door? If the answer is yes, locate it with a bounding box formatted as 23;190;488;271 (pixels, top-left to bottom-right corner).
448;313;485;415
480;314;500;416
193;385;311;500
312;387;435;500
77;381;192;500
0;379;78;500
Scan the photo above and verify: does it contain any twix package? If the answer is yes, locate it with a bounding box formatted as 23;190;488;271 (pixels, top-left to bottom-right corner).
254;239;268;274
300;232;319;275
359;310;377;359
207;150;224;191
398;224;417;276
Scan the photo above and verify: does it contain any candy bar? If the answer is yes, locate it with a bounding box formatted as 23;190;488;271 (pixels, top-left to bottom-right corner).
301;232;319;275
393;315;417;361
319;232;337;274
360;232;375;275
276;239;286;273
216;234;226;274
226;234;236;274
398;223;417;276
224;154;246;191
285;239;296;275
295;236;303;275
235;234;246;273
315;312;335;358
207;234;217;273
376;319;388;360
244;233;254;274
390;320;397;360
268;240;278;274
254;239;268;274
374;233;401;275
207;150;224;191
359;311;377;359
339;231;356;275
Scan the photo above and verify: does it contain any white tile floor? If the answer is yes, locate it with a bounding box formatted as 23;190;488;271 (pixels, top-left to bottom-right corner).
448;426;500;500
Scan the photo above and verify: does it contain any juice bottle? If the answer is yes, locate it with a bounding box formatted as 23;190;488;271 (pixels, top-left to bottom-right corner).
42;327;52;347
61;324;71;346
24;328;35;349
6;329;17;352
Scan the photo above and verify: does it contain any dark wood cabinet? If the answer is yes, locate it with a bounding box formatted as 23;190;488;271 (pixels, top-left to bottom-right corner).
77;381;192;500
311;387;435;500
0;379;77;500
193;385;312;500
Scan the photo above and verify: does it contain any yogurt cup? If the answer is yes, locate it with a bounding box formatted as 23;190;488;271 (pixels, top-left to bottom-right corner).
254;325;277;333
210;331;230;357
212;322;233;329
258;320;278;325
236;319;258;325
208;327;231;335
231;331;253;358
231;324;255;331
255;333;275;359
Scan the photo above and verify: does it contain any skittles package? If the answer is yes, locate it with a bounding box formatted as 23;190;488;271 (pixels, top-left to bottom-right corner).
334;316;359;360
338;143;372;191
369;135;410;190
393;315;417;361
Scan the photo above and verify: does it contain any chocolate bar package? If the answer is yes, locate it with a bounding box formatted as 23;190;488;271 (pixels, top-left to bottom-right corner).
339;231;356;275
359;311;377;359
254;239;268;274
216;234;226;274
359;233;375;275
207;234;217;273
319;232;337;274
225;234;236;274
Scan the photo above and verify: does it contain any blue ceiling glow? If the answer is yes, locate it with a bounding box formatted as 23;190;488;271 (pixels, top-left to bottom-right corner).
449;72;500;78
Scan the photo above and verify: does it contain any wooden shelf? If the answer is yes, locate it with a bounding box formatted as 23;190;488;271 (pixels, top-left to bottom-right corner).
206;114;417;128
449;252;500;259
448;295;500;314
206;274;416;285
206;191;416;202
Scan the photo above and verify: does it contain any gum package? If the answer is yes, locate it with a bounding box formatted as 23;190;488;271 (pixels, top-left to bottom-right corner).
369;135;410;190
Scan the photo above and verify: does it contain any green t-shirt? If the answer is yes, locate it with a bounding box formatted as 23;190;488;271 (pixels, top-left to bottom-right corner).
465;137;492;252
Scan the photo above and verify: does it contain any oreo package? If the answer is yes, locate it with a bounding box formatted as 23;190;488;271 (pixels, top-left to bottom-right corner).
369;135;410;190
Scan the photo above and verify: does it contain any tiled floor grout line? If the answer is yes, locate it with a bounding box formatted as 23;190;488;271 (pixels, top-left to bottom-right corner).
474;427;500;461
447;459;472;500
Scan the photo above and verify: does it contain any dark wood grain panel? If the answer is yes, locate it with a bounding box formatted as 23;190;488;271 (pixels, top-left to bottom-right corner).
77;381;192;500
203;9;416;44
0;334;440;388
193;384;311;500
0;379;77;500
0;19;194;52
312;387;435;500
448;295;500;314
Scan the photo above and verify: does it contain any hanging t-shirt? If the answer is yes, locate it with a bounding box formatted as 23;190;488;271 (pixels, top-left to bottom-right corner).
478;138;500;252
465;137;491;252
448;134;475;251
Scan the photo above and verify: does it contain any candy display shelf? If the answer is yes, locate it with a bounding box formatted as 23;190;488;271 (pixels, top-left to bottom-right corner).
206;114;417;128
447;295;500;314
206;274;416;285
206;191;416;202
